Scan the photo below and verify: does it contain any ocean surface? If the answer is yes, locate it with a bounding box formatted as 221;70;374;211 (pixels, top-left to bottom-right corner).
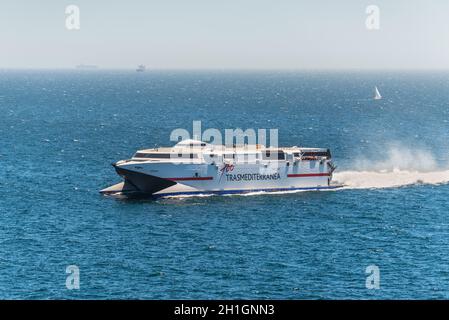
1;70;449;299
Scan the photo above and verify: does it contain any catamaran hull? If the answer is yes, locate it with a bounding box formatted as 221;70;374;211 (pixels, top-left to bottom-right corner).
152;185;342;198
100;160;342;198
100;180;342;198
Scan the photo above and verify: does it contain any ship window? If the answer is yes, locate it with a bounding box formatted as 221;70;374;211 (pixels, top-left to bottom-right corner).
262;151;285;160
173;153;197;159
186;142;206;147
294;150;331;158
135;152;198;159
134;153;171;159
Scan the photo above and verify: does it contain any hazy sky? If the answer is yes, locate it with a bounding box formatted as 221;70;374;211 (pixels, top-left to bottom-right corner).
1;0;448;69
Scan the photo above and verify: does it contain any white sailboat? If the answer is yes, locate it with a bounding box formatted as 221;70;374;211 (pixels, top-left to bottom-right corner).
373;86;382;100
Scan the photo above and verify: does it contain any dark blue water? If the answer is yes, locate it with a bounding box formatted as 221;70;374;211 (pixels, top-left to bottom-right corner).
1;70;449;299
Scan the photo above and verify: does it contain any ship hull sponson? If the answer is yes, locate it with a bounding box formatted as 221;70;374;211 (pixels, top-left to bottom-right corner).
153;184;342;198
101;160;336;197
109;165;176;195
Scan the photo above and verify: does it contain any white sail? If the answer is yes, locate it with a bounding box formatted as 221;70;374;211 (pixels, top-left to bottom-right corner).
374;86;382;100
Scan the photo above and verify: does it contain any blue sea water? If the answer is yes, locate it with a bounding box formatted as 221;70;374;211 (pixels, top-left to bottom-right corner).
1;70;449;299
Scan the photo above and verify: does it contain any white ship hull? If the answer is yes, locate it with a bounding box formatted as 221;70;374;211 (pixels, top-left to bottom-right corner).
101;139;342;198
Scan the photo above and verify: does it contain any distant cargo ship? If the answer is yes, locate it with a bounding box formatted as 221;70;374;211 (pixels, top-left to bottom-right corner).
101;139;342;198
136;65;146;72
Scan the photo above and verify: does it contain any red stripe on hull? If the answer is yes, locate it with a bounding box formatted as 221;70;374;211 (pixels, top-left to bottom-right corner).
287;173;330;178
166;177;214;181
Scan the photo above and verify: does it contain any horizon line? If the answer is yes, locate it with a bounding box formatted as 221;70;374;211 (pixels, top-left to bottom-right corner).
1;67;449;72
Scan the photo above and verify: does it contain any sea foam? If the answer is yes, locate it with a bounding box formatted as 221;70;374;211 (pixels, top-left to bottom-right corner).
334;145;449;189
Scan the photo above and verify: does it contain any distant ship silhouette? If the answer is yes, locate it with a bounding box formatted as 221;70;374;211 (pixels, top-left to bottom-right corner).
136;65;146;72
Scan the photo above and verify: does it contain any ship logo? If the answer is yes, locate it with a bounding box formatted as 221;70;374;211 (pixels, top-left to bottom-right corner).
219;163;234;182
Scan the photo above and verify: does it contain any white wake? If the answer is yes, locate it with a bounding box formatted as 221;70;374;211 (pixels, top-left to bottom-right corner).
334;169;449;189
333;145;449;189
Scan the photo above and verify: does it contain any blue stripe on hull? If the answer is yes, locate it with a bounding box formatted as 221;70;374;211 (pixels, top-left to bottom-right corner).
154;185;343;198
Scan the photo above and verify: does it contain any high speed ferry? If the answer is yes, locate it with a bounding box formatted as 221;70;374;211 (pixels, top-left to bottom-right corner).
100;139;342;198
